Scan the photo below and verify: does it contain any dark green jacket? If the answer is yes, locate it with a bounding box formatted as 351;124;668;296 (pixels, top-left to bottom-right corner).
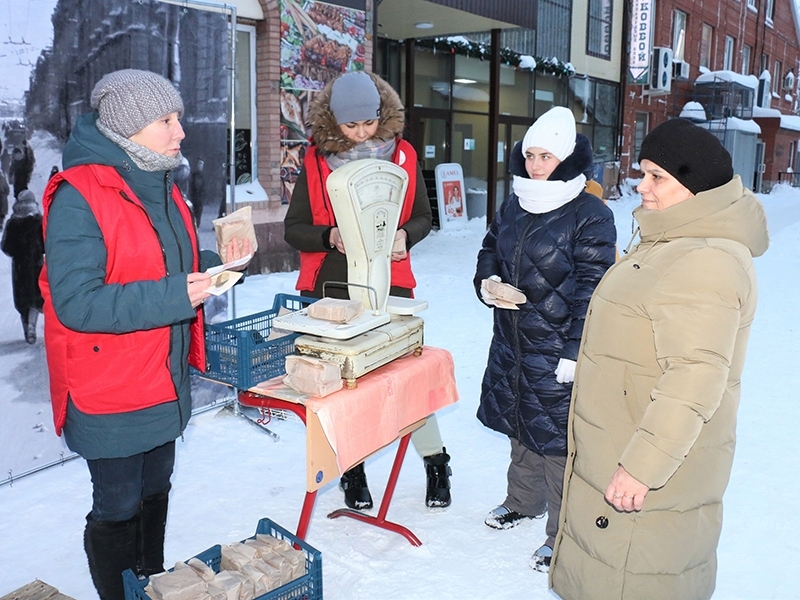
45;112;220;459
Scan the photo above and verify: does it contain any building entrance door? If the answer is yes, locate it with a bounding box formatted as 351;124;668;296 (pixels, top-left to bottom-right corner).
410;108;451;172
497;118;533;208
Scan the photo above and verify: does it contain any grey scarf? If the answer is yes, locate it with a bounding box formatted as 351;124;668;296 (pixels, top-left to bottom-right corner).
97;120;183;172
325;138;397;171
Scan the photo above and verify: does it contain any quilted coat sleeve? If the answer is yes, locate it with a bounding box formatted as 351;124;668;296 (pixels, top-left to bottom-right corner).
619;245;753;489
473;199;508;304
563;197;617;359
45;184;198;334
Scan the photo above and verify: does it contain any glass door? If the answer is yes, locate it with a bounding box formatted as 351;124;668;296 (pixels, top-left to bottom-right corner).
497;117;533;208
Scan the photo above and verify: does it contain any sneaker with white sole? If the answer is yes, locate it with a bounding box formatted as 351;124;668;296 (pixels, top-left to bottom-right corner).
530;544;553;572
484;505;542;530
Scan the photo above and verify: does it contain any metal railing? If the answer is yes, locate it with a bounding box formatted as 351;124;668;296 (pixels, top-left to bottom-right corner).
777;172;800;187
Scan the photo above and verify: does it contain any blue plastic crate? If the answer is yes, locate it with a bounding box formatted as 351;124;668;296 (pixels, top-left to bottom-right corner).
122;517;323;600
203;294;314;390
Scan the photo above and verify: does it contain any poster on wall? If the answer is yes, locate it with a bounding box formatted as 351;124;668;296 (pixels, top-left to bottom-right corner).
435;163;468;230
279;0;367;203
0;0;233;484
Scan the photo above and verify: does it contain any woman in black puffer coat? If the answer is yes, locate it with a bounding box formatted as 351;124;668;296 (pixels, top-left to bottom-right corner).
474;107;616;571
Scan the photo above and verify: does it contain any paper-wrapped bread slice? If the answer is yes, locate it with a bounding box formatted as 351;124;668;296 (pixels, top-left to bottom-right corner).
481;278;526;304
283;355;343;397
307;297;363;323
149;565;207;600
212;206;258;262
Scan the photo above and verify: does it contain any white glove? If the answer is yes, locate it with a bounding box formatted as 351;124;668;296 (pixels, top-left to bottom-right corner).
554;358;577;384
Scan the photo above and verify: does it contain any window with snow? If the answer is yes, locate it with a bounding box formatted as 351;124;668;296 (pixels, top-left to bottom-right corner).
672;10;687;63
700;24;713;69
724;36;735;71
741;45;752;76
773;61;782;95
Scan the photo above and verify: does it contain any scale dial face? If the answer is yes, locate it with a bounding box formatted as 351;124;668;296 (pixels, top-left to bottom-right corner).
349;169;406;253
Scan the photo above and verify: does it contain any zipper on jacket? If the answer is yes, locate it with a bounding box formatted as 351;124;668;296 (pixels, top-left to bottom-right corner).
510;216;537;439
120;187;182;410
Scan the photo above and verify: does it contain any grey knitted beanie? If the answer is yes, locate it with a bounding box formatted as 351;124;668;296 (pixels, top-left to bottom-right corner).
90;69;184;138
329;71;381;125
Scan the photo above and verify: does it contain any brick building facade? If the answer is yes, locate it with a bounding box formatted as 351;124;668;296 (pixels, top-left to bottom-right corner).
621;0;800;191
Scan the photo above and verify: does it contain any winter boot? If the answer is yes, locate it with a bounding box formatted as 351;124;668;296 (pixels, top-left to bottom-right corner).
25;308;38;344
529;543;553;573
136;490;170;576
84;513;138;600
484;505;542;530
339;462;373;510
423;448;452;508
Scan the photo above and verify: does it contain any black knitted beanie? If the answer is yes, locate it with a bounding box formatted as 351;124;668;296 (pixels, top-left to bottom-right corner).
638;118;733;194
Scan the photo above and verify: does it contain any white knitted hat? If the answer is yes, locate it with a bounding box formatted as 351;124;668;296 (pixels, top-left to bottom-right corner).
521;106;576;161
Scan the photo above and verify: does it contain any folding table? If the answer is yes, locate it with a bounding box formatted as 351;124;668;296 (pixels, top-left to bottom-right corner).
238;346;458;546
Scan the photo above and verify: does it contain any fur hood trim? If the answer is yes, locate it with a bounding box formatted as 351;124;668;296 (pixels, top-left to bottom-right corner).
307;72;405;154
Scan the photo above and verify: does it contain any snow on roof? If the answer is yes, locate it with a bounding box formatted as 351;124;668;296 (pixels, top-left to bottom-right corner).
679;101;707;121
750;106;800;131
708;116;761;134
753;106;783;118
780;115;800;131
695;70;759;90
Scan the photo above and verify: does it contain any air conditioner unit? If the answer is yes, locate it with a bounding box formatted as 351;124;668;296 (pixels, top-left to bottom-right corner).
650;47;673;93
673;61;691;81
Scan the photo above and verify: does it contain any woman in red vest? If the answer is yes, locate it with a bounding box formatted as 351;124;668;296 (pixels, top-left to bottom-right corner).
284;71;452;511
40;70;249;599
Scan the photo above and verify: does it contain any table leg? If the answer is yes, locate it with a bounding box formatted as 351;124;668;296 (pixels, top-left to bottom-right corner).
238;392;316;540
327;432;422;546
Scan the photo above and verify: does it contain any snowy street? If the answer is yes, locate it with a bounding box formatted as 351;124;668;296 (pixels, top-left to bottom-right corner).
0;185;799;599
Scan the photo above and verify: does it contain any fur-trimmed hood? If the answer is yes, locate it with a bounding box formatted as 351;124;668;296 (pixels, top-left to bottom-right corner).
509;133;594;182
306;72;405;155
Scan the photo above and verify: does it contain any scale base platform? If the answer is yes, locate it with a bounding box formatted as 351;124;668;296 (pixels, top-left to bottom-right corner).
294;315;424;388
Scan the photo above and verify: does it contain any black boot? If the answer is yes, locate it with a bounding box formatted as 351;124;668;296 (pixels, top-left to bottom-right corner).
339;462;373;510
137;490;169;576
84;513;138;600
423;448;452;508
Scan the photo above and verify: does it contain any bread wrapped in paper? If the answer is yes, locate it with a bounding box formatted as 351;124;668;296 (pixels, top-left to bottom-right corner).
251;558;283;592
307;297;363;323
283;355;343;397
228;572;255;600
481;278;526;304
207;571;241;600
149;565;207;600
212;206;258;262
186;557;216;582
229;541;258;561
219;545;250;571
273;546;306;580
239;563;269;597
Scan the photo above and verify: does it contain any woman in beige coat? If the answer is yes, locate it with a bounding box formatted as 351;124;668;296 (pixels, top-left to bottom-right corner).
551;118;769;600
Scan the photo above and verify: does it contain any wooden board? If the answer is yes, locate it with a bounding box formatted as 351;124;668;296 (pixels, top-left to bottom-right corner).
0;580;76;600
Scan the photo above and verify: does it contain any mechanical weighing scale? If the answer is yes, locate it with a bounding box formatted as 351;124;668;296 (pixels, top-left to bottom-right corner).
273;158;427;388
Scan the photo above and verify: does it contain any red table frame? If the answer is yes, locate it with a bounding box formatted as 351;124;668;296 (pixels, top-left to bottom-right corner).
238;391;423;546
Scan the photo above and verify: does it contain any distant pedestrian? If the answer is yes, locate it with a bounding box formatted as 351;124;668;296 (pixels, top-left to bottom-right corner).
1;190;44;343
49;165;60;180
9;146;34;199
189;158;206;227
0;170;9;229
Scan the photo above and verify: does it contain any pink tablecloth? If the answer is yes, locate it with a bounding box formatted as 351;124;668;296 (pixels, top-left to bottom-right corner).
303;346;458;472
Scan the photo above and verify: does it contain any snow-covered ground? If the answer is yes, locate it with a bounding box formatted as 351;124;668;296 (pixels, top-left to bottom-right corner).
0;177;798;599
